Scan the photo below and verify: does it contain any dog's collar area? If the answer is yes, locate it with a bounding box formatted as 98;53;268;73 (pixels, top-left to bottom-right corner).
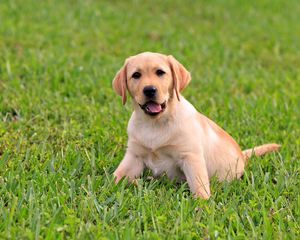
139;101;166;116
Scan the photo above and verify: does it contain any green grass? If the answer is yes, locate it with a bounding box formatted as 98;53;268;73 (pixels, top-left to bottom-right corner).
0;0;299;239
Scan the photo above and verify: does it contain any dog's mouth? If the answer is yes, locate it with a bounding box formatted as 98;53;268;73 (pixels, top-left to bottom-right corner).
139;101;166;116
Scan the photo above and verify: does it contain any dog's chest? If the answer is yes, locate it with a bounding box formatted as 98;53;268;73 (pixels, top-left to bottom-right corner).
127;111;187;178
129;119;176;151
143;148;180;176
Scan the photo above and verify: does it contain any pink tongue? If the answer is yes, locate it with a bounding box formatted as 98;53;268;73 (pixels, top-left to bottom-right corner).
146;102;162;113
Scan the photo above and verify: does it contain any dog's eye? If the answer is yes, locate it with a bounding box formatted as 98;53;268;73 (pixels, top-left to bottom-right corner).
156;69;165;77
132;72;141;79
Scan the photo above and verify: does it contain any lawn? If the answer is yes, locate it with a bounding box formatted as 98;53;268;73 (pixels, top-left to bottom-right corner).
0;0;299;239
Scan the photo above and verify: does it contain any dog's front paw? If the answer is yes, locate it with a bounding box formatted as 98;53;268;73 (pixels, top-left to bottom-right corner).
193;190;211;200
113;171;123;184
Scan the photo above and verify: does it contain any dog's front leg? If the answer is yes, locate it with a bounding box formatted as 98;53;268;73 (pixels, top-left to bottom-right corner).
181;153;211;199
113;150;144;183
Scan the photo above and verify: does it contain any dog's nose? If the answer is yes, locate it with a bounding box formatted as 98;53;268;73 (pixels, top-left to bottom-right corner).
143;85;157;98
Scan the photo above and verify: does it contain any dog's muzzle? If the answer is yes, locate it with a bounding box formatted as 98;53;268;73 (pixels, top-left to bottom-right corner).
139;101;166;116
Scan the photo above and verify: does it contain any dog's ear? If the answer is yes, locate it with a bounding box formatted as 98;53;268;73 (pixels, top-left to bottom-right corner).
112;60;128;105
168;55;191;101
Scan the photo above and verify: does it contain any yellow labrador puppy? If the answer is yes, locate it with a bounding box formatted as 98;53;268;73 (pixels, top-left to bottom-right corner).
112;52;280;199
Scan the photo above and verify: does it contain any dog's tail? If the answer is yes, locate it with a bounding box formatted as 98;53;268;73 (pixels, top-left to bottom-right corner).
242;143;281;159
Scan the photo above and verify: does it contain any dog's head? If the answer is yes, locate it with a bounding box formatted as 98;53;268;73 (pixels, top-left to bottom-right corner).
112;52;191;117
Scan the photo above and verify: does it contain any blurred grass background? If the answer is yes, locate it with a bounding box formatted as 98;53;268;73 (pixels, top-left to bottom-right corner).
0;0;299;239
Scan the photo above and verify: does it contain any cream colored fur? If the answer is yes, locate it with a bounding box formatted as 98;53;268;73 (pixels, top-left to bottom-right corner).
112;52;280;199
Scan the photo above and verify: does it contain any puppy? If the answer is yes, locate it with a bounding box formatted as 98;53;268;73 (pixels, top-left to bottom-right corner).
112;52;280;199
